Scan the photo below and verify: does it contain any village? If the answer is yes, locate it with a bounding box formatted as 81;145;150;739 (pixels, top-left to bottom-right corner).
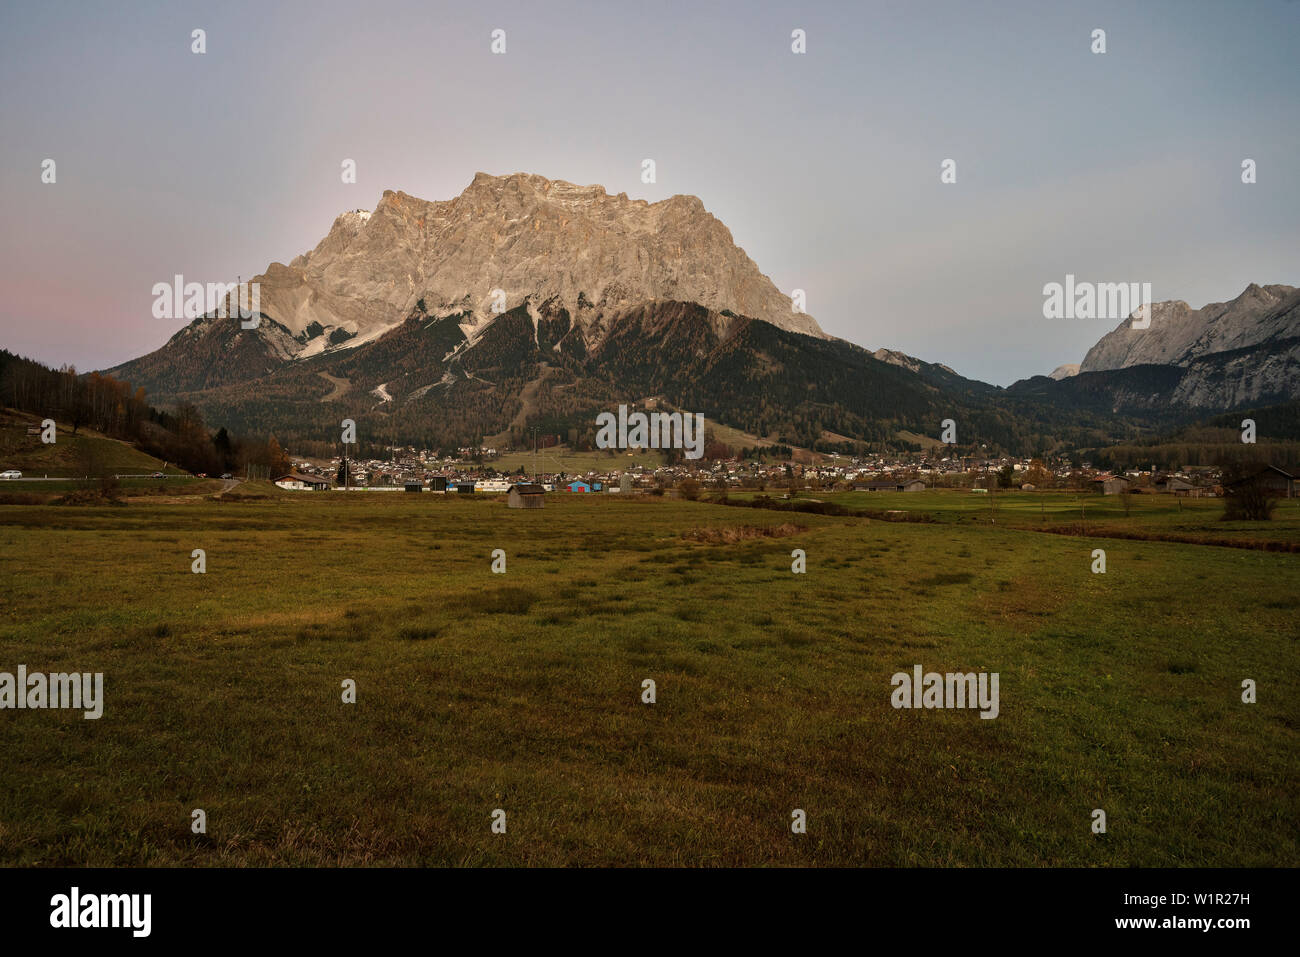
270;446;1297;500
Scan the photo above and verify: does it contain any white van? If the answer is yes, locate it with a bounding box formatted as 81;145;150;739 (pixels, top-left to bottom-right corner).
0;470;21;480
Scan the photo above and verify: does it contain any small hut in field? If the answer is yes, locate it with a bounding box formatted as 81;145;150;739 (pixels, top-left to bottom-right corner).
508;483;546;509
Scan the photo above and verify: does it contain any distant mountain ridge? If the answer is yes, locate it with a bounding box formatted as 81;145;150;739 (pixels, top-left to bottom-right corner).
101;173;1299;454
1081;283;1299;372
1035;283;1300;411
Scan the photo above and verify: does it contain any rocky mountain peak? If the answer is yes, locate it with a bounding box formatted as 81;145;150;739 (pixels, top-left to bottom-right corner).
1048;363;1080;380
258;172;823;357
1079;283;1299;373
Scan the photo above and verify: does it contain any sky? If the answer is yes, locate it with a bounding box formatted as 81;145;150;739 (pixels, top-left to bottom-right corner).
1;0;1297;386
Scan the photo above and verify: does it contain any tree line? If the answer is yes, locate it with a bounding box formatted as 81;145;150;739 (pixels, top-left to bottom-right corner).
0;350;290;477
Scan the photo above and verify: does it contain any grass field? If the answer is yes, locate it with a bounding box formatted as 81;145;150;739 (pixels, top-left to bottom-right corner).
0;477;225;506
0;490;1296;866
728;488;1300;547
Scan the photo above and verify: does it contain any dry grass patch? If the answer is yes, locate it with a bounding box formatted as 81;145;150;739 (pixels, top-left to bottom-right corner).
682;522;806;544
52;488;126;506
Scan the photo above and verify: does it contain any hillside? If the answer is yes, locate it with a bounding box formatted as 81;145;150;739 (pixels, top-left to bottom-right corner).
108;295;1146;455
0;409;184;477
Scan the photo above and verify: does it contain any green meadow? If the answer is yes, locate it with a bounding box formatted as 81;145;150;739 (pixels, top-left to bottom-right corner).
731;488;1300;547
0;490;1296;866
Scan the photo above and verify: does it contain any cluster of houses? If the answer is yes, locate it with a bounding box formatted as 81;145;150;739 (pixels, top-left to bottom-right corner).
272;470;637;505
272;447;1296;501
1087;465;1295;498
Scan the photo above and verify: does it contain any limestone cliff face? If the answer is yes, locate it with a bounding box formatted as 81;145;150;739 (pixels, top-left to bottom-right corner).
249;171;824;355
1080;284;1299;372
1075;283;1300;408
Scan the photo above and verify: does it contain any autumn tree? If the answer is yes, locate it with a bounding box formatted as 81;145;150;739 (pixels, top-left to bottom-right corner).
267;436;290;477
1024;458;1051;487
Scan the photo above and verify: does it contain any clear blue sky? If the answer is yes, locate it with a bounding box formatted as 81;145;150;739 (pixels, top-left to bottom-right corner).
2;0;1297;385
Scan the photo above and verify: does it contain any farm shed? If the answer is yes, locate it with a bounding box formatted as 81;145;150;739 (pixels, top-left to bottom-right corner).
1224;465;1295;498
508;484;546;508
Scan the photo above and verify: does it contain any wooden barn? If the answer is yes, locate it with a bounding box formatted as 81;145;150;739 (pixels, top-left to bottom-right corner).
1224;465;1295;498
857;479;926;492
508;484;546;508
1091;474;1131;496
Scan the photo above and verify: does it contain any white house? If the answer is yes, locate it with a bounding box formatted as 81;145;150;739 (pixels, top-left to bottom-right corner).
274;472;330;491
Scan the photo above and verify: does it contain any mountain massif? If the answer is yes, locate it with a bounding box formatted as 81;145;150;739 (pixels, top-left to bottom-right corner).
103;173;1300;456
156;169;825;379
1010;284;1300;431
